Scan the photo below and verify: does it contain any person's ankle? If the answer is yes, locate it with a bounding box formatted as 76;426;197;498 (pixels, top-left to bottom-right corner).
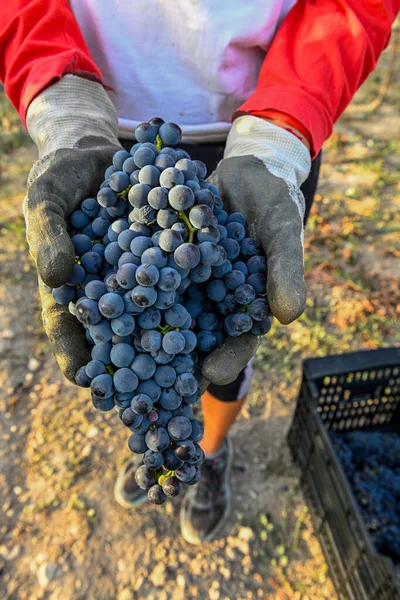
201;439;226;459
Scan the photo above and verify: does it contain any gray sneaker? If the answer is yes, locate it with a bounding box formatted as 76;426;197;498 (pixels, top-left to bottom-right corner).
114;455;148;508
180;438;232;545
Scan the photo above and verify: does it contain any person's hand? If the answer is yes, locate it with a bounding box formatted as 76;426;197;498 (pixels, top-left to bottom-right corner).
24;75;121;382
202;115;311;386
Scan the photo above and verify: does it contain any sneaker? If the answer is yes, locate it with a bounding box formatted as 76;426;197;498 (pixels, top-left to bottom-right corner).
114;455;148;508
180;438;232;544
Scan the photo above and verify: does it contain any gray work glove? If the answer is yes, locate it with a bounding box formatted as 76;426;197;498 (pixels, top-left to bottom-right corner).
24;75;121;382
202;116;312;386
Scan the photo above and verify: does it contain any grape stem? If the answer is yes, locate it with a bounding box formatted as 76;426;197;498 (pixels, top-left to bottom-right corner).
117;185;132;200
178;210;198;244
155;134;163;153
105;364;116;376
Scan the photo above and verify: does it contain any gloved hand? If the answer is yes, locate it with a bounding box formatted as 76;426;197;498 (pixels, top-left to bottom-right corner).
202;115;311;386
24;75;121;382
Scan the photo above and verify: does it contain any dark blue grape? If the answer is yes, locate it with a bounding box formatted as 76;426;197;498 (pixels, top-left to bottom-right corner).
152;348;174;364
52;285;75;305
251;316;272;335
135;264;160;287
171;355;194;374
75;366;92;387
162;331;186;354
76;298;102;325
137;306;162;329
98;292;125;318
128;432;148;454
110;313;135;336
91;373;114;399
197;312;218;331
197;226;220;244
234;284;256;305
159;167;185;189
225;269;246;290
197;331;217;352
158;122;182;146
92;217;110;237
116;263;138;289
92;395;115;412
212;259;232;278
144;450;164;469
135;122;158;144
154;290;176;310
158;229;182;253
207;279;227;302
154;153;175;171
180;330;197;353
70;209;89;229
110;343;135;368
189;419;204;442
148;186;169;210
165;303;190;327
154;365;177;388
97;187;118;208
145;427;170;452
174;243;200;270
117;229;137;251
130;354;156;380
109;170;130;193
91;341;112;364
168;185;195;211
248;298;269;321
159;387;182;410
141;247;168;268
137;379;162;403
240;237;259;257
138;165;160;187
141;329;162;353
247;273;267;294
131;393;153;415
81;251;103;274
190;263;211;283
162;476;182;498
131;285;157;307
72;233;92;254
174;373;198;397
128;184;151;208
164;448;184;470
220;238;240;260
148;484;167;505
89;320;113;344
157;207;178;229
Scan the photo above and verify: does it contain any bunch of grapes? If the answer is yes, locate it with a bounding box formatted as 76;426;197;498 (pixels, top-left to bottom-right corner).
331;430;400;564
45;118;271;504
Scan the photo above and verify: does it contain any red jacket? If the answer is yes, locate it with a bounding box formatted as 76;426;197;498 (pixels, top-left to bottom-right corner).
0;0;398;156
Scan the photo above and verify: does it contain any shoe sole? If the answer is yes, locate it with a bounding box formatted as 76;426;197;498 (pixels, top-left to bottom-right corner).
180;437;233;545
113;459;148;508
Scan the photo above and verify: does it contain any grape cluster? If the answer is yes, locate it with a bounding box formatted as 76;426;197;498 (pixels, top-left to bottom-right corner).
331;430;400;565
44;118;272;504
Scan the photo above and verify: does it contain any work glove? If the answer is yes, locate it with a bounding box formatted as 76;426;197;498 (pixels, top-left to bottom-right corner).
24;75;121;382
202;116;311;386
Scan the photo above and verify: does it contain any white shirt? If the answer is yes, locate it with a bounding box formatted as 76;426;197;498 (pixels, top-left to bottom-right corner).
70;0;296;142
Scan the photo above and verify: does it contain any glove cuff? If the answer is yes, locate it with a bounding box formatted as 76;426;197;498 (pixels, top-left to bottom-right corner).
224;116;311;187
26;75;119;158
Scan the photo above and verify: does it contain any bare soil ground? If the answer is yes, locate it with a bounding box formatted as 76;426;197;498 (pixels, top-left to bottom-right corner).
0;37;399;600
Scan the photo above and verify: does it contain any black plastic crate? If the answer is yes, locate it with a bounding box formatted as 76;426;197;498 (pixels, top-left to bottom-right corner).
288;347;400;600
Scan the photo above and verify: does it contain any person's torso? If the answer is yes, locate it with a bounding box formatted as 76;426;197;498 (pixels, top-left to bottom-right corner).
70;0;296;141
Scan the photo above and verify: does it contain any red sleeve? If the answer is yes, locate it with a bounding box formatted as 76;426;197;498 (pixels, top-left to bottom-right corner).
238;0;399;157
0;0;102;127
